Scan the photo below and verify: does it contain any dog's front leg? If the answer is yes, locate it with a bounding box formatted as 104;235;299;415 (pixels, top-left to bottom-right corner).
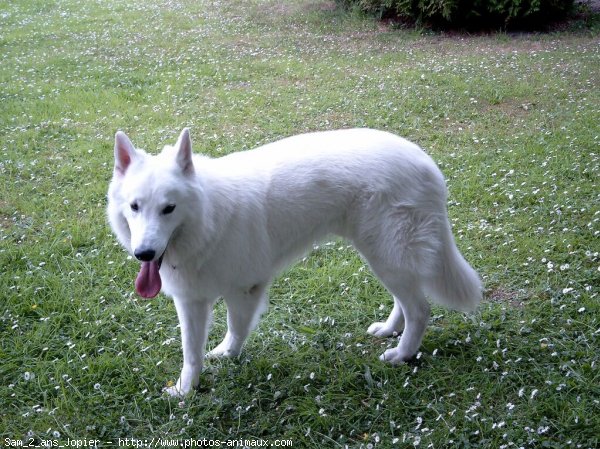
207;286;268;359
164;297;213;397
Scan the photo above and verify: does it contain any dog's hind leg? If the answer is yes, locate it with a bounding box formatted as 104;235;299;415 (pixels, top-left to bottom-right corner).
355;205;440;363
367;296;405;337
207;284;268;358
166;297;214;397
368;266;430;364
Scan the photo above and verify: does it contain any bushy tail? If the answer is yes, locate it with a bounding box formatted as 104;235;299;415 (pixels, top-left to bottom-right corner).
424;223;482;312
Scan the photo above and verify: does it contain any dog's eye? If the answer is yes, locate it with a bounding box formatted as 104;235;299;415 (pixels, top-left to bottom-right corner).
162;204;176;215
130;202;139;212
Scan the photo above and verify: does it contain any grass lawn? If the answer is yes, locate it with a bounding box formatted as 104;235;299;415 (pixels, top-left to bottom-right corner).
1;0;598;447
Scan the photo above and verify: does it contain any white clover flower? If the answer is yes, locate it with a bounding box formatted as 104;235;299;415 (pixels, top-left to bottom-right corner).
530;389;539;399
415;416;423;430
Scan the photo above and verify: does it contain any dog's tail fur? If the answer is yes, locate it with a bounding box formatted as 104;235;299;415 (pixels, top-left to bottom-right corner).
423;223;482;312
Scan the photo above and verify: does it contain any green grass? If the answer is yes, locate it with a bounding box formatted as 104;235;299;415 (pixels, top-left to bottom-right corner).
1;0;599;447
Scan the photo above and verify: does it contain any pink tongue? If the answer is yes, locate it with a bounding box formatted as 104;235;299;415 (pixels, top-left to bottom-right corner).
135;261;162;299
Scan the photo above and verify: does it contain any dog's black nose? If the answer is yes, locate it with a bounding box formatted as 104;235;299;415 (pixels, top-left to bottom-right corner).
134;249;156;262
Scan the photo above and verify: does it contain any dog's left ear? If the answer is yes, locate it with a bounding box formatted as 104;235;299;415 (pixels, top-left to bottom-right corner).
175;128;194;176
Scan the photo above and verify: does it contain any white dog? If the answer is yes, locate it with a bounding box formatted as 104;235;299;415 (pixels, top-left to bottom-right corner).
107;128;482;396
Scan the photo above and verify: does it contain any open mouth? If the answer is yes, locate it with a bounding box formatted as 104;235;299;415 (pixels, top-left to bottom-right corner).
135;253;164;299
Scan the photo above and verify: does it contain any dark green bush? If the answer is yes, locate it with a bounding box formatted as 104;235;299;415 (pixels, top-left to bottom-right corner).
336;0;577;29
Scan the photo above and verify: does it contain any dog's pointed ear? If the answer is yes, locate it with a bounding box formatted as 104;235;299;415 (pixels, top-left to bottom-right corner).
114;131;137;176
175;128;194;176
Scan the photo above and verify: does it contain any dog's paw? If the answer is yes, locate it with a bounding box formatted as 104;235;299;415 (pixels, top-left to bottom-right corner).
379;347;414;365
163;385;186;398
367;322;401;338
206;343;241;359
163;377;195;398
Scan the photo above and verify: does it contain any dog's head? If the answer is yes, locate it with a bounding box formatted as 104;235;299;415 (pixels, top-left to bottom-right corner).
107;128;196;297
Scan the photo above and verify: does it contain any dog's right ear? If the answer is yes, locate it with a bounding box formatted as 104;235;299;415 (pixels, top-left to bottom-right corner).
114;131;136;176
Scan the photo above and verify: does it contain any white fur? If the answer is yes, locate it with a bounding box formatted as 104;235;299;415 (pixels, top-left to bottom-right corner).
107;128;482;396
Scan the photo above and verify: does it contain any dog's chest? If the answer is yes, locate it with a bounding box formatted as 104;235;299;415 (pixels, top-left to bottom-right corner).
161;262;205;298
